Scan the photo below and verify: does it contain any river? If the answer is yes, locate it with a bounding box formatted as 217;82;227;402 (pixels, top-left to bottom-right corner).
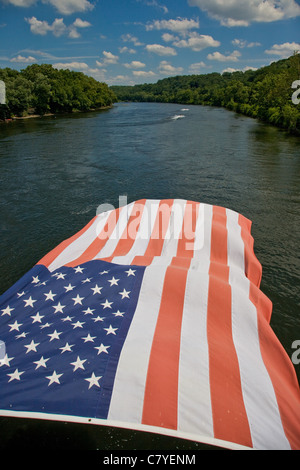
0;102;299;449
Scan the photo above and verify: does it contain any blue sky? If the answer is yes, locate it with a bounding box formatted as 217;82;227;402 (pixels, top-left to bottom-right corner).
0;0;299;85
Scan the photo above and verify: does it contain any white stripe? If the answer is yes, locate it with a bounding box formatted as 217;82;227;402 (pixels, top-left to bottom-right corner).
112;200;160;265
191;203;213;269
107;264;168;423
95;202;135;259
160;199;186;258
227;211;290;450
178;268;213;438
48;212;110;272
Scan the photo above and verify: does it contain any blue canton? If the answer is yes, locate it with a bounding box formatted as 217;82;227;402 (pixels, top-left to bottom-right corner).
0;260;145;419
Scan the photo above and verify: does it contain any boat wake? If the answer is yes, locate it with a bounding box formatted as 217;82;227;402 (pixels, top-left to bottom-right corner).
171;114;185;120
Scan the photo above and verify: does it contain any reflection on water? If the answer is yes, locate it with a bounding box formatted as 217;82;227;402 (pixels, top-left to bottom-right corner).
0;102;299;449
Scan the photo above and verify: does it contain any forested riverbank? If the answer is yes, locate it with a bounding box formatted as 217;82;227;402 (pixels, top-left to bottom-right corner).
0;64;116;120
111;54;300;135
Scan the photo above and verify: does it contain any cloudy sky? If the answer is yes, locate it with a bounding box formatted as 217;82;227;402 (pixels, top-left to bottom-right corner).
0;0;299;85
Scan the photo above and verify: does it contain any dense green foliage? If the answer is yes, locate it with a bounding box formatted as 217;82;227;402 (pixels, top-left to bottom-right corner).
0;64;116;119
111;55;300;134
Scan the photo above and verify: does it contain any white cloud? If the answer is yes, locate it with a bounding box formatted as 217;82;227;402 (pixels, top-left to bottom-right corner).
53;61;90;70
146;17;199;33
10;54;37;63
138;0;168;14
189;61;208;73
119;47;136;54
132;70;156;78
124;61;146;69
2;0;36;5
42;0;94;15
207;50;241;62
102;51;119;64
158;60;183;75
265;42;300;57
145;44;177;56
162;33;176;43
121;34;143;46
25;16;91;38
188;0;300;26
173;32;220;52
3;0;94;13
72;18;91;28
222;65;258;73
232;39;261;48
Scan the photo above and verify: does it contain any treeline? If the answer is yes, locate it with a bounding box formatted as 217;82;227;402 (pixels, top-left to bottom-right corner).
111;54;300;134
0;64;116;119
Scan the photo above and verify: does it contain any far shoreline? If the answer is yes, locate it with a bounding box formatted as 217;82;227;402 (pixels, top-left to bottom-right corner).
0;105;114;124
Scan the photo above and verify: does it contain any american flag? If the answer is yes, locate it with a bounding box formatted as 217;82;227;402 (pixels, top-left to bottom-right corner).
0;199;299;450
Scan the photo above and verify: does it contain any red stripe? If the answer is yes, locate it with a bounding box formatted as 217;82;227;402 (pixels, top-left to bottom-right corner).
142;264;189;430
176;200;199;259
37;216;98;268
102;200;147;263
207;206;253;447
238;214;262;289
250;284;300;450
66;208;122;267
132;199;173;265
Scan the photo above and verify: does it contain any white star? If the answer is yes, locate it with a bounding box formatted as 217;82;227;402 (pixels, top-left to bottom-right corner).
44;290;57;301
91;284;103;295
83;307;95;315
108;276;119;286
85;372;102;389
92;316;105;322
82;277;92;283
72;294;84;305
64;283;75;292
32;276;40;284
48;330;62;341
23;296;37;308
33;356;50;369
125;269;136;276
40;322;52;329
46;370;63;386
71;356;87;371
59;342;74;353
74;266;84;273
112;310;125;317
94;343;110;355
17;291;25;298
56;272;66;280
53;302;65;314
104;325;118;335
1;305;14;316
16;331;29;339
31;312;44;323
0;354;14;367
119;288;130;299
101;299;113;309
99;270;109;275
61;316;73;322
24;340;39;354
81;333;96;343
8;320;22;332
72;320;85;329
8;369;24;382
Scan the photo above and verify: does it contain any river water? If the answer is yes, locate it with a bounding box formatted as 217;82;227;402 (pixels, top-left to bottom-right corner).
0;102;299;449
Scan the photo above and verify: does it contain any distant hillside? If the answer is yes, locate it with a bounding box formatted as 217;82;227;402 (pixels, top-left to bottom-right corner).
111;54;300;134
0;64;117;120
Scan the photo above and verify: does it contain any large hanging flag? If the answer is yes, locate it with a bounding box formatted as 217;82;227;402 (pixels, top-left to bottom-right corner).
0;199;299;450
